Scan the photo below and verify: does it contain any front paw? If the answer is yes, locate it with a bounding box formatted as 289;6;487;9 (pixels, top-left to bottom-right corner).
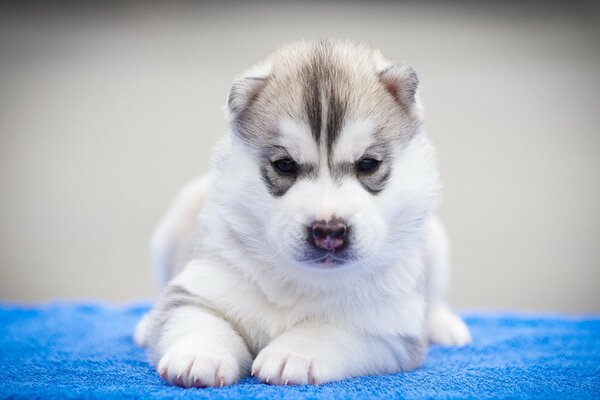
252;343;336;385
428;306;472;347
157;344;242;388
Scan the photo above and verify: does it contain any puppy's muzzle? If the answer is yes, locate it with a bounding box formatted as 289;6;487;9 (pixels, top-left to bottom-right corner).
310;218;348;251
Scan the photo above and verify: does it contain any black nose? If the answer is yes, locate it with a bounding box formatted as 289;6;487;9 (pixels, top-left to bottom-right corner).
310;218;348;251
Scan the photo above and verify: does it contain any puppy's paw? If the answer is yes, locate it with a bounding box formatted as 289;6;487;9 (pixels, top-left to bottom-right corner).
133;313;150;347
157;344;242;388
252;343;336;385
428;306;472;347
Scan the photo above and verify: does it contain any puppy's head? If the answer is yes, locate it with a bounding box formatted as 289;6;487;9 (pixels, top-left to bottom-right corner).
218;40;439;277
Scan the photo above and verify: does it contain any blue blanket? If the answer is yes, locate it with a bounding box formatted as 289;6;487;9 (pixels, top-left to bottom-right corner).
0;303;598;399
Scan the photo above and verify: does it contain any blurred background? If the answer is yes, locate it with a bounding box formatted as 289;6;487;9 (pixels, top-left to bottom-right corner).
1;1;599;312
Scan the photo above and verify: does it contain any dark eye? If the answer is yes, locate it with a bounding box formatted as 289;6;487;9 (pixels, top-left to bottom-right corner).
273;158;298;175
356;158;380;173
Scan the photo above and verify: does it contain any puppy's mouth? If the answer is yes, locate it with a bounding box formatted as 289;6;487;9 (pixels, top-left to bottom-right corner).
304;253;349;268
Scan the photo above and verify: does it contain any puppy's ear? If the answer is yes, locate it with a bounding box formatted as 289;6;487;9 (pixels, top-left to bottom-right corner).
379;64;420;113
227;76;269;117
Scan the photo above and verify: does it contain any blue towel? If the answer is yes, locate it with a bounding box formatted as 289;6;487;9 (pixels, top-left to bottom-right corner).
0;303;598;399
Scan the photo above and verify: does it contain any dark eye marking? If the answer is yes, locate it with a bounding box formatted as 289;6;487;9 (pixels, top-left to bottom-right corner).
353;150;390;195
262;147;317;197
356;158;381;174
272;158;299;175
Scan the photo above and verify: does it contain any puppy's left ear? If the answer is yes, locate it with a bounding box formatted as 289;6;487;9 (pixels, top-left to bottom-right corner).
379;64;421;116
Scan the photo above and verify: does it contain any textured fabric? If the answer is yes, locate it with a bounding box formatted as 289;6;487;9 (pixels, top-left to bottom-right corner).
0;303;598;399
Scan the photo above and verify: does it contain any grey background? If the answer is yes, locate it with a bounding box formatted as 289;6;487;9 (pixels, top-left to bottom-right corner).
1;2;599;312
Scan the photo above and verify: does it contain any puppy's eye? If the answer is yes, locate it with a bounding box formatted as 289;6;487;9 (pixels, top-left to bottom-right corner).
273;158;298;175
356;158;380;173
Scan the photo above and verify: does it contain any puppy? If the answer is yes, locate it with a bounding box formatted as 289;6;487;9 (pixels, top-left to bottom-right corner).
134;40;471;387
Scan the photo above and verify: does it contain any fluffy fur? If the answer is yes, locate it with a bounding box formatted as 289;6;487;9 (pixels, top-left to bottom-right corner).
134;40;471;388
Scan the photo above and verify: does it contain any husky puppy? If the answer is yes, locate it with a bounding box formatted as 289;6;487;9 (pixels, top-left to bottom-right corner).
135;40;471;387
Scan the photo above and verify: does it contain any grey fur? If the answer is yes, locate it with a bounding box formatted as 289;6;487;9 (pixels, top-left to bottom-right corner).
379;64;420;109
358;163;392;195
329;139;394;194
298;41;350;157
325;90;348;162
260;164;295;197
301;62;322;144
145;284;225;361
259;145;318;196
399;336;428;371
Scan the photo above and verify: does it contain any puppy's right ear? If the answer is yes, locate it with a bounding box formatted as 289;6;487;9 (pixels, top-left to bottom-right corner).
227;76;269;117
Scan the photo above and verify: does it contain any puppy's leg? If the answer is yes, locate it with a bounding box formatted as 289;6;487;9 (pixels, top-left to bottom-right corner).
134;176;211;348
151;175;212;288
424;216;471;346
253;323;425;385
145;284;252;388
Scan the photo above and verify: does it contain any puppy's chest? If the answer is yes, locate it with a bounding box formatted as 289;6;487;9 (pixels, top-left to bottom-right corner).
220;280;427;355
180;259;427;353
218;282;317;330
226;296;307;353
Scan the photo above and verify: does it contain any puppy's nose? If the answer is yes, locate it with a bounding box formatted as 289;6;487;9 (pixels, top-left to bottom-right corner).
310;219;348;251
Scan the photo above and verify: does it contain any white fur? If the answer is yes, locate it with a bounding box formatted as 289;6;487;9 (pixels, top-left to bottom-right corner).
332;119;378;163
136;41;471;388
278;119;320;164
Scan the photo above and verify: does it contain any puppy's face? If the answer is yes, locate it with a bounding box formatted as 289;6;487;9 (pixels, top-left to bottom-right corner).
222;41;439;274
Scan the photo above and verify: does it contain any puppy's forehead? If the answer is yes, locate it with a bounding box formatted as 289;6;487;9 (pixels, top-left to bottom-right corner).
252;41;410;166
331;119;378;162
278;119;319;162
277;118;377;162
278;118;378;163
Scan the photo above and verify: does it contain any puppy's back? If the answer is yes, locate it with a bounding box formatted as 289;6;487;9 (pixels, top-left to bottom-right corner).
150;175;211;287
